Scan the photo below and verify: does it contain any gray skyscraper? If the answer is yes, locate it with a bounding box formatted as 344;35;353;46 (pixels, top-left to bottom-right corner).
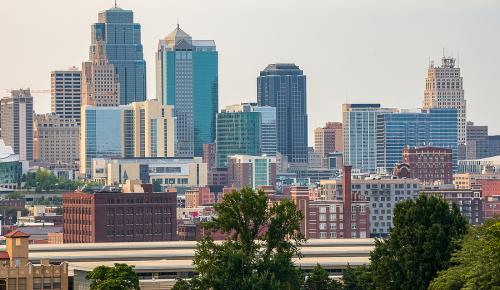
0;89;33;161
90;6;146;105
257;64;308;166
51;67;82;124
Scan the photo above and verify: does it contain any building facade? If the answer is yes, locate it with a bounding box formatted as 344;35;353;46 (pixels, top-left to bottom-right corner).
156;25;218;157
90;6;146;105
216;105;261;168
227;155;277;189
34;114;80;166
0;89;33;161
257;63;308;166
314;122;343;160
402;146;453;184
50;67;82;124
63;183;177;243
0;140;22;191
423;56;466;146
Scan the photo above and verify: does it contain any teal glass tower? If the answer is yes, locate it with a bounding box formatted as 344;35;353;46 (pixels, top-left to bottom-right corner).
156;25;218;157
90;6;146;105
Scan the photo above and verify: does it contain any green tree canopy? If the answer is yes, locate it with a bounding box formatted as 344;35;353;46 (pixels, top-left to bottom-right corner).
369;195;468;290
86;263;139;290
304;264;342;290
341;265;374;290
429;217;500;290
174;187;305;290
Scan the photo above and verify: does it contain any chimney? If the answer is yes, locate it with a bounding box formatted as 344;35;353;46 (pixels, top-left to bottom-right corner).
342;166;352;238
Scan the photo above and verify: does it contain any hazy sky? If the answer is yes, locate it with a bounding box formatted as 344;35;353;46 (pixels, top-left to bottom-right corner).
1;0;500;141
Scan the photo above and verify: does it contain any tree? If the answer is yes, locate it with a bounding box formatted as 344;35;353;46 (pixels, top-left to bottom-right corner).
152;179;162;192
341;265;374;290
369;195;468;290
86;263;139;290
304;264;342;290
172;279;191;290
174;187;305;290
429;217;500;290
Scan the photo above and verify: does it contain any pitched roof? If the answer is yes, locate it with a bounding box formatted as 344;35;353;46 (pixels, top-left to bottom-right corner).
4;230;30;238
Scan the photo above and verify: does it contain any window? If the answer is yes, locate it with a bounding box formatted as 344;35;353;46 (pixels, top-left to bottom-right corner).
330;214;336;221
319;232;327;239
319;214;326;221
319;223;326;230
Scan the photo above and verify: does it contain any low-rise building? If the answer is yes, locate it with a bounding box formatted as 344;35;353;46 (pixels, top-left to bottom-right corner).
0;140;23;191
402;146;453;184
227;155;276;189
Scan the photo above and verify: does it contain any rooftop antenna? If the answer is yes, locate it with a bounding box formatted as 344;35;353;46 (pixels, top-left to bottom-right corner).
457;52;460;67
114;0;117;8
177;18;179;29
442;47;446;58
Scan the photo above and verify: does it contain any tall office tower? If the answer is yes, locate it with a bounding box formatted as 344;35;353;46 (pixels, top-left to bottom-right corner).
465;121;488;159
227;155;277;189
314;122;343;168
82;41;120;107
51;67;82;124
0;89;33;161
342;104;396;173
423;57;466;147
249;105;277;156
90;6;146;105
257;63;308;166
34;114;80;166
377;108;458;173
156;25;218;157
216;104;261;168
80;100;176;176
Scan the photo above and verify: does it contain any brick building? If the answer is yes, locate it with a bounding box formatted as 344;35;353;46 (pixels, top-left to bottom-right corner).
185;187;215;208
63;181;177;243
403;146;453;184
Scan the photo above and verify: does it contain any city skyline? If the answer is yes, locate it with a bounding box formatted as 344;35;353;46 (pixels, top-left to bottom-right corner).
1;0;500;143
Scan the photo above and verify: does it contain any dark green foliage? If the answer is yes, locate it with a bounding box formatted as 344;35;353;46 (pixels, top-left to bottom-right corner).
429;217;500;290
22;169;83;192
341;265;374;290
152;179;162;192
370;195;468;290
304;264;342;290
174;187;305;290
86;263;139;290
172;279;191;290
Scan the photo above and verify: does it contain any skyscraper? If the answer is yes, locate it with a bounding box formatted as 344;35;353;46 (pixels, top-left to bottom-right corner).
0;89;33;161
51;67;82;124
257;63;308;166
90;6;146;105
314;122;343;168
343;104;396;173
156;25;218;157
423;57;466;146
82;41;120;107
216;105;261;168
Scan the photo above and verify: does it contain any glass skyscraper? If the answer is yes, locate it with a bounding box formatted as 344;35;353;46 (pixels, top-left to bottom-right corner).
257;64;308;166
216;106;261;168
156;25;218;157
90;6;146;105
377;108;458;172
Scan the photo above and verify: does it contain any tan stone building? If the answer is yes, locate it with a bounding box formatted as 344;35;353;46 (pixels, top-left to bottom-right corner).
314;122;343;168
0;230;68;290
33;114;79;167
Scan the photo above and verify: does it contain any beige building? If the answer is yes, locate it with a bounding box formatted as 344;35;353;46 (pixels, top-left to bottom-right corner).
0;230;68;290
81;41;120;107
34;114;79;166
423;56;466;145
51;67;82;124
314;122;343;168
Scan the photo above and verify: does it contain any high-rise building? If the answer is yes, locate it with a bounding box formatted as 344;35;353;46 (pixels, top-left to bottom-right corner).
0;89;33;161
203;143;216;170
342;104;395;173
215;104;261;168
90;6;146;105
82;41;120;107
51;67;82;124
377;108;458;172
314;122;343;156
156;25;218;157
34;113;80;166
227;155;277;189
80;100;176;176
257;63;308;166
423;57;466;146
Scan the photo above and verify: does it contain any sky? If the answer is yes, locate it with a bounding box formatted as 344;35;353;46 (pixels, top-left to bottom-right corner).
1;0;500;142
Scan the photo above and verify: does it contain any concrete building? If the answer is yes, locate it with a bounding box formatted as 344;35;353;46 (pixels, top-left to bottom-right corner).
50;67;82;124
314;122;343;168
202;143;216;170
458;155;500;174
226;155;277;189
423;56;467;147
0;140;22;191
89;6;146;105
0;89;33;161
453;173;500;189
156;25;218;157
33;113;80;166
91;157;207;188
402;146;453;184
63;181;177;243
0;230;68;290
258;64;308;166
81;41;120;107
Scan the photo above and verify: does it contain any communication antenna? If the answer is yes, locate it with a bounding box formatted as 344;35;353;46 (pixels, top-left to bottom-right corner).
114;0;117;8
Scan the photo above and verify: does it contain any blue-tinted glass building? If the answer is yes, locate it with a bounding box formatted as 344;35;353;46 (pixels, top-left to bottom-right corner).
90;6;146;105
377;108;458;172
257;64;308;165
156;26;218;157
